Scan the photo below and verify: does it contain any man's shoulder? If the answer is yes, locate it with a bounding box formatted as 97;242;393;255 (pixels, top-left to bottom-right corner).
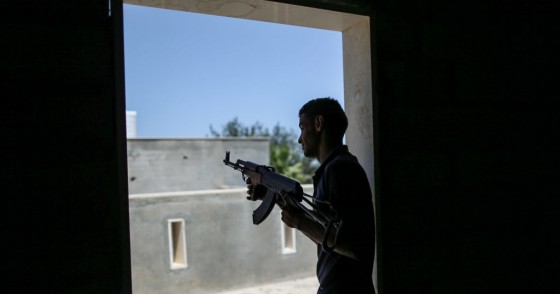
325;152;361;172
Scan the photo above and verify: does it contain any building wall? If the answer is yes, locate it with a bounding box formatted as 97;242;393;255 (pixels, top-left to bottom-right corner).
127;138;270;194
129;187;317;293
127;138;316;293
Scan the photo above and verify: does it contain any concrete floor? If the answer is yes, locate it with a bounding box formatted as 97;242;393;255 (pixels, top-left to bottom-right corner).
217;277;319;294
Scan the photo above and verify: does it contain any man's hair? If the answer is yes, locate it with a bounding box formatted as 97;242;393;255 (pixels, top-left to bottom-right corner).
299;97;348;142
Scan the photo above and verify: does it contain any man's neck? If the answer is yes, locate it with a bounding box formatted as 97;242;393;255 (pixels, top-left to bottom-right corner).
318;143;343;164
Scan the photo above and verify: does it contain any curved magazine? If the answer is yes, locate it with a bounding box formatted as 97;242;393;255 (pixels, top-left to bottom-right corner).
252;189;277;225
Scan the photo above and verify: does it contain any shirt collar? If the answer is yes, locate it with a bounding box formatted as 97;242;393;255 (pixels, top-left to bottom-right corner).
314;145;349;177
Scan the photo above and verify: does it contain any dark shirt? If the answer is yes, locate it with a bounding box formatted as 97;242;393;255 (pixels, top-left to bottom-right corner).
313;146;375;294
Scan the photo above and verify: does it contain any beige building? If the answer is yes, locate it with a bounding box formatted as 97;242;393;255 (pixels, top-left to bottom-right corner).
127;138;317;293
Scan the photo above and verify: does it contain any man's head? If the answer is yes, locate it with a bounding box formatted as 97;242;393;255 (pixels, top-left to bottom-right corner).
298;97;348;158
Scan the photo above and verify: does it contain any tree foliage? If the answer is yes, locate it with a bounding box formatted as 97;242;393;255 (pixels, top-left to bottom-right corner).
209;117;317;183
209;117;268;138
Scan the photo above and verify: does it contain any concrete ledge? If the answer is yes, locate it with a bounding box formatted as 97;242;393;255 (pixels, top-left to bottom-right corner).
130;184;313;202
125;0;367;32
130;187;246;204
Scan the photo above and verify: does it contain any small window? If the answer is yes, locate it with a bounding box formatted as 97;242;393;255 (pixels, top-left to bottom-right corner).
281;223;297;254
168;218;188;269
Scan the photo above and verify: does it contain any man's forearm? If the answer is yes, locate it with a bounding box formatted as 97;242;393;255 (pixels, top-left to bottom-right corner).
295;214;361;261
296;214;324;245
281;200;365;261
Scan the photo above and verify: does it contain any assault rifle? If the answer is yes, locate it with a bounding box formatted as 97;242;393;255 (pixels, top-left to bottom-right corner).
223;151;341;252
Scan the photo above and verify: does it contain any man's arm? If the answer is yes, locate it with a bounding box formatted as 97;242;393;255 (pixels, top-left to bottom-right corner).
280;197;365;261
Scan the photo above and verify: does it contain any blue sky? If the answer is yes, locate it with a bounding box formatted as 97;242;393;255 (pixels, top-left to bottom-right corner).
123;4;343;138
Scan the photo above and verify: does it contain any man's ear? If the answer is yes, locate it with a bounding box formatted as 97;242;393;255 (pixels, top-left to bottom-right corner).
314;115;324;132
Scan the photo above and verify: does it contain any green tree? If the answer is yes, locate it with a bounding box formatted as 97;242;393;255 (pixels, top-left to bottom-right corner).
209;117;268;137
209;117;317;183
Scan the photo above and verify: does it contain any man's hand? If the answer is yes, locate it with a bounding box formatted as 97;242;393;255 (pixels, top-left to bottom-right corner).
279;193;306;229
245;178;267;201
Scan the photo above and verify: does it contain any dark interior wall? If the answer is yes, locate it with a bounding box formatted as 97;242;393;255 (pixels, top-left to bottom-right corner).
3;0;557;293
4;1;130;293
373;1;558;293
